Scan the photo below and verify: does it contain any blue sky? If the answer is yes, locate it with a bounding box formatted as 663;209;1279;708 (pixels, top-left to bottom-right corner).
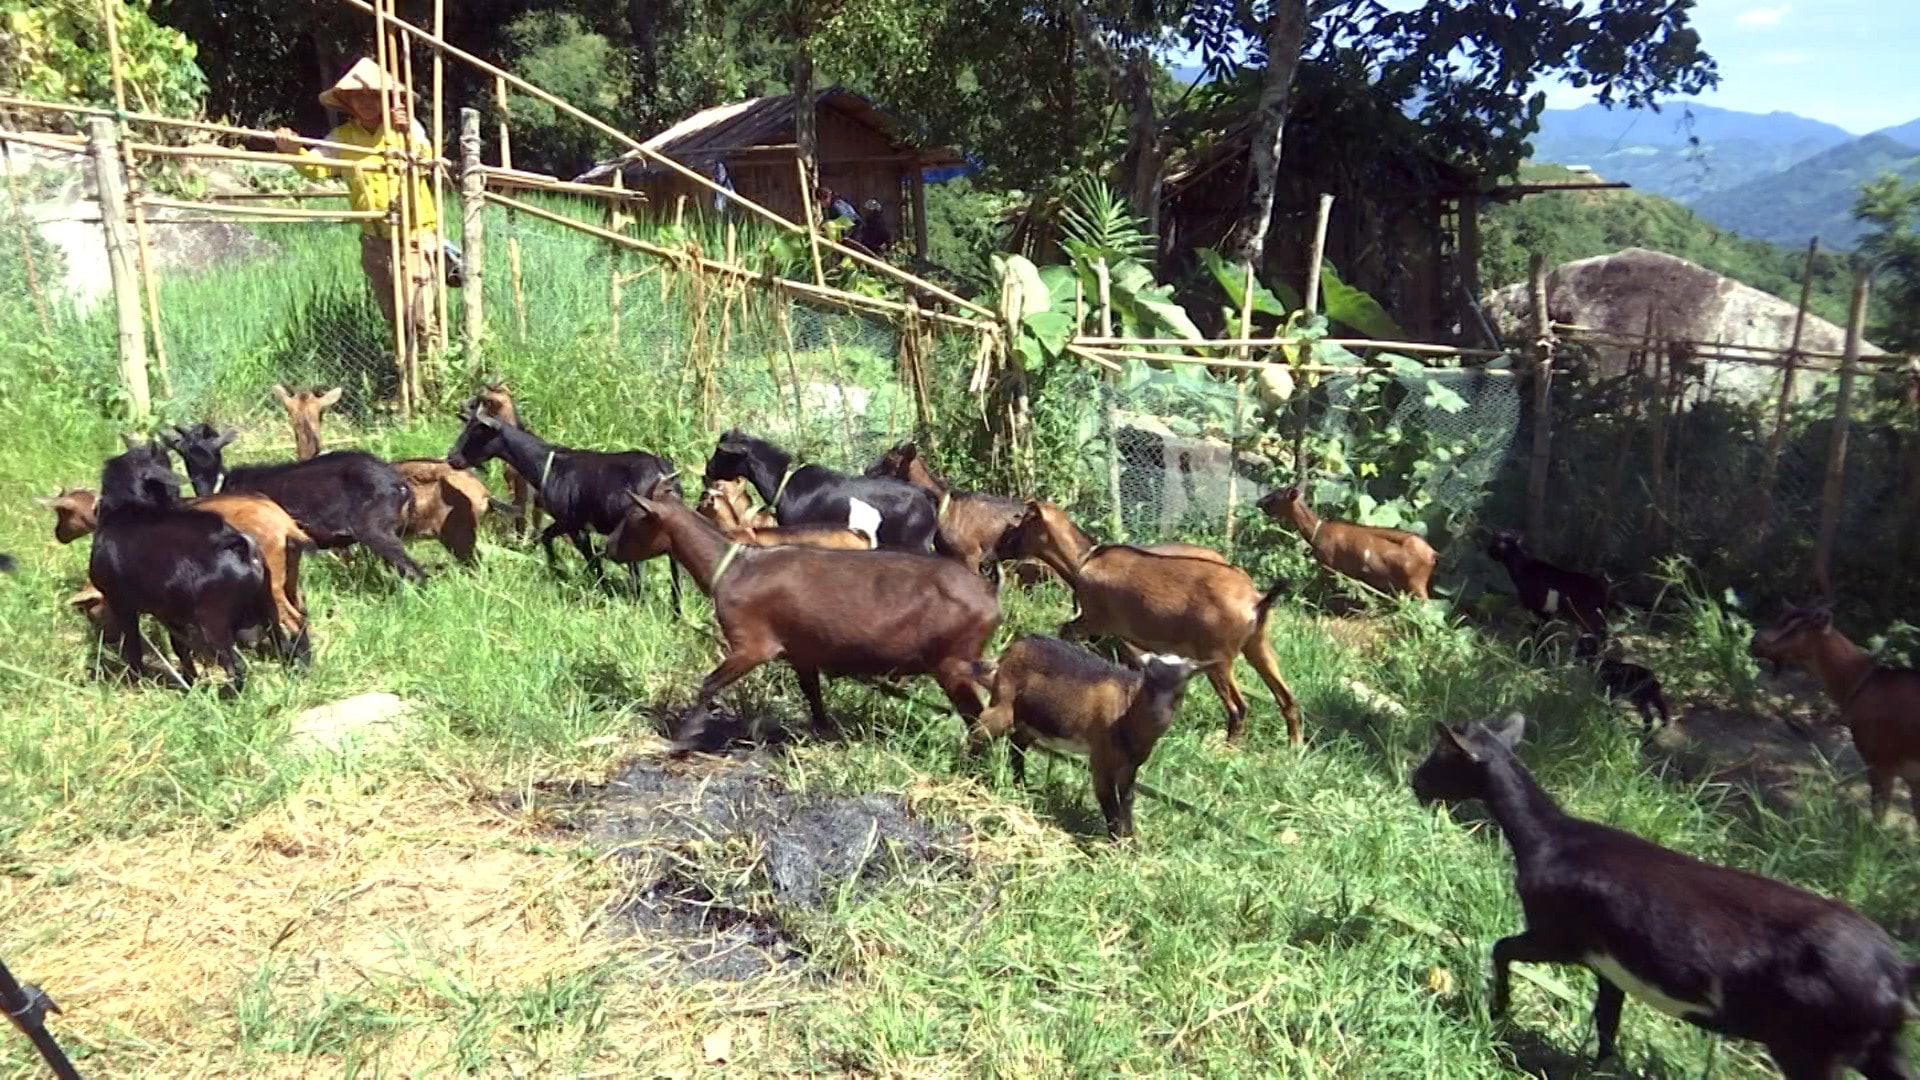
1541;0;1920;133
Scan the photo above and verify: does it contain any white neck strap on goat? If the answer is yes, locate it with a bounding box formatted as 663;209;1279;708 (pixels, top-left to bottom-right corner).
711;542;744;587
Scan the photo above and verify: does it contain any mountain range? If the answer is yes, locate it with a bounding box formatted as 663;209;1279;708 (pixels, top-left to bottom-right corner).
1529;102;1920;250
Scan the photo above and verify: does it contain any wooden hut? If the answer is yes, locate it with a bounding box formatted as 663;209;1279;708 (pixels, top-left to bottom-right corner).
575;88;966;258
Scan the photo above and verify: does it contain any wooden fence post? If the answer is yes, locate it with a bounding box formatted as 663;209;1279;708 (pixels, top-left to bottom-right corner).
1812;266;1871;598
459;108;485;362
1097;257;1125;542
1294;194;1335;493
1525;253;1554;540
87;117;150;419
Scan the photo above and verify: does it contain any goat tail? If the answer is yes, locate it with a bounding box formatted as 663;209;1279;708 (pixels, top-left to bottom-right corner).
1255;579;1291;622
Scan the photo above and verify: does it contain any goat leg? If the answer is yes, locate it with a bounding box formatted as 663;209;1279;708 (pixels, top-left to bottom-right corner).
538;522;568;572
108;605;146;684
679;647;773;746
1244;637;1303;747
1489;929;1577;1017
1868;770;1894;824
213;641;246;700
165;625;198;687
1591;977;1625;1064
362;530;427;583
667;560;684;616
1858;1029;1918;1080
794;668;831;733
1093;747;1139;840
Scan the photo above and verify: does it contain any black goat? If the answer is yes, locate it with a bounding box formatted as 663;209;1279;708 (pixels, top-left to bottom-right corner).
164;423;423;583
1487;530;1610;637
1574;635;1672;731
443;406;682;607
88;440;284;696
0;553;13;573
1412;712;1919;1078
705;430;936;552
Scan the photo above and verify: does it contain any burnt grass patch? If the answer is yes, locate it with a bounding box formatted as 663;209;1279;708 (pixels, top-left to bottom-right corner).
520;712;968;981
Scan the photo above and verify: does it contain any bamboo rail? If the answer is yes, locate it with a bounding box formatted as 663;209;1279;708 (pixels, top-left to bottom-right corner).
1073;335;1508;358
137;197;385;221
338;0;997;322
0;94;419;160
478;165;650;203
1070;344;1516;376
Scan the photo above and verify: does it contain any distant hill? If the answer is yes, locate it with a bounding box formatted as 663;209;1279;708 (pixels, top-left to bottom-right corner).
1529;102;1853;204
1691;133;1920;249
1480;164;1859;327
1878;117;1920;145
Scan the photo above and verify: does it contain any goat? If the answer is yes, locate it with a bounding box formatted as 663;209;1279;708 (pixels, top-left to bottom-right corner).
611;487;999;744
970;634;1199;838
1257;486;1436;600
1412;712;1919;1077
164;423;423;583
1487;530;1610;637
865;440;1027;579
1751;606;1920;824
1002;499;1300;745
88;440;286;695
691;478;874;551
474;380;539;536
444;406;681;607
42;485;313;650
699;477;779;530
1573;635;1671;731
704;430;937;552
272;384;342;460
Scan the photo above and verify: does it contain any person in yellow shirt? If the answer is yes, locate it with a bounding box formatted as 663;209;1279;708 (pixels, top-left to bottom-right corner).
274;58;442;369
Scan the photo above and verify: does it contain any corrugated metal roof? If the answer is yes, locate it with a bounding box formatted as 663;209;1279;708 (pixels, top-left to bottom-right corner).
575;87;964;184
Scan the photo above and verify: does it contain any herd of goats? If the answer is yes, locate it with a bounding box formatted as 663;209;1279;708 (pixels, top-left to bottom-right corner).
11;380;1920;1077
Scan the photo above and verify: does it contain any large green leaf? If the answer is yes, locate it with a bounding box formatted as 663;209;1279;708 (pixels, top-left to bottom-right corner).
1022;309;1075;356
1320;261;1405;340
1134;290;1205;342
1197;248;1289;317
1039;264;1080;310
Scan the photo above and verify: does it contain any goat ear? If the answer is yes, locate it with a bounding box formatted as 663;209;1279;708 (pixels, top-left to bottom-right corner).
121;431;146;450
271;383;294;407
317;387;343;409
1437;723;1474;757
215;428;239;450
475;412;503;430
1486;712;1526;750
33;495;56;509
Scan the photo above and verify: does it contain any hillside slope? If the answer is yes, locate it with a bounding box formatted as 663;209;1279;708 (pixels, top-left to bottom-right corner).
1480;166;1857;326
1691;134;1920;250
1529;102;1852;204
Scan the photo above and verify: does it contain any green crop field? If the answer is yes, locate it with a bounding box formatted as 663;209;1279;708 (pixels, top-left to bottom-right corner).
0;202;1912;1078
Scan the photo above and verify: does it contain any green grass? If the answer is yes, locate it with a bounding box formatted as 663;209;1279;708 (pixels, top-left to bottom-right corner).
0;199;1914;1077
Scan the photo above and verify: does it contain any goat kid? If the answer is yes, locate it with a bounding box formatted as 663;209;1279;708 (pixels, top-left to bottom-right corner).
692;477;876;550
89;440;287;695
42;485;314;651
1412;712;1918;1078
613;488;999;744
445;407;682;608
1751;606;1920;824
1003;500;1300;745
865;440;1028;580
1487;530;1610;637
165;423;424;583
1258;486;1436;600
971;634;1198;838
272;384;342;460
705;430;936;551
699;477;778;530
474;380;540;536
1573;635;1672;731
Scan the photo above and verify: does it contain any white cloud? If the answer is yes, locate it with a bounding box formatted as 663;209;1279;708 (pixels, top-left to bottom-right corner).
1735;5;1790;27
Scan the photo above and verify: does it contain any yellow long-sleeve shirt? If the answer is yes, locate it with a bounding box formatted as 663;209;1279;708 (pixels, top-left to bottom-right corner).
294;119;439;238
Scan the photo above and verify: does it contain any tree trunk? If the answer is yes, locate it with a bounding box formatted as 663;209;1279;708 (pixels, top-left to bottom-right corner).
1224;0;1309;266
1063;0;1156;227
791;46;818;192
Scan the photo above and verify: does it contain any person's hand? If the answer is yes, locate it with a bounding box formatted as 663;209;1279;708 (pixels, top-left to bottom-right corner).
272;127;300;154
389;99;410;130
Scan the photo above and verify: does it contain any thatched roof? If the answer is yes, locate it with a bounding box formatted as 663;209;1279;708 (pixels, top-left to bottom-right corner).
575;88;964;184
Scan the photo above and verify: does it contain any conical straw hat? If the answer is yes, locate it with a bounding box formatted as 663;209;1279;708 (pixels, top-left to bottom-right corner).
318;57;410;111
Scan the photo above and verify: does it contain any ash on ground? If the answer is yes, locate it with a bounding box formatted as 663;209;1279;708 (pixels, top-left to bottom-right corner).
528;715;966;981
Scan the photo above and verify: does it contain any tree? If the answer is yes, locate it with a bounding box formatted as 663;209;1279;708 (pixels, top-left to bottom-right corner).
1855;175;1920;353
2;0;205;122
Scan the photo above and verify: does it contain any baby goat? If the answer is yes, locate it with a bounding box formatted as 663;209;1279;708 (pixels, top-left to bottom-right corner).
272;384;341;460
474;380;540;536
1413;712;1918;1078
865;440;1026;580
971;635;1198;838
699;477;779;530
1573;635;1672;731
1257;486;1436;600
1487;530;1610;637
1003;500;1300;745
1751;606;1920;824
692;477;874;551
705;430;937;551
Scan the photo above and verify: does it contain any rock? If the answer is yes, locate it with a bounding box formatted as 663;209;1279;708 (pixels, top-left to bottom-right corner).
287;692;418;753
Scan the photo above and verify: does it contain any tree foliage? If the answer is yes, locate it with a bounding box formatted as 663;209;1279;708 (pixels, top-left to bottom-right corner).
1854;175;1920;353
1;0;205;121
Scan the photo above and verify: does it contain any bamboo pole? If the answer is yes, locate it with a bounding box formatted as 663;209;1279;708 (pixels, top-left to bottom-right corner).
120;141;386;171
480;191;996;333
199;190;353;201
1302;193;1334;316
375;0;411;419
609;169;624;350
1762;238;1822;493
99;0;169;397
432;0;448;368
1294;195;1336;492
478;165;651;202
397;15;428;401
1224;261;1257;555
775;300;805;434
338;0;998;321
0;129;86;155
1096;257;1125;541
1;139;52;333
1069;346;1514;376
1524;253;1554;540
0;94;422;159
493;76;526;340
136;197;385;220
459;108;485;363
795;157;827;288
1646;329;1670;550
1073;335;1506;358
87;118;149;418
1812;267;1871;597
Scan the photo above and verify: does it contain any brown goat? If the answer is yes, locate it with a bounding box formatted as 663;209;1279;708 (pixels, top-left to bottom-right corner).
865;441;1028;578
698;477;779;530
474;380;539;535
1003;500;1301;745
1257;486;1436;600
392;458;492;564
40;486;313;645
972;634;1199;838
611;487;999;744
1750;606;1920;823
688;477;870;551
272;384;342;460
